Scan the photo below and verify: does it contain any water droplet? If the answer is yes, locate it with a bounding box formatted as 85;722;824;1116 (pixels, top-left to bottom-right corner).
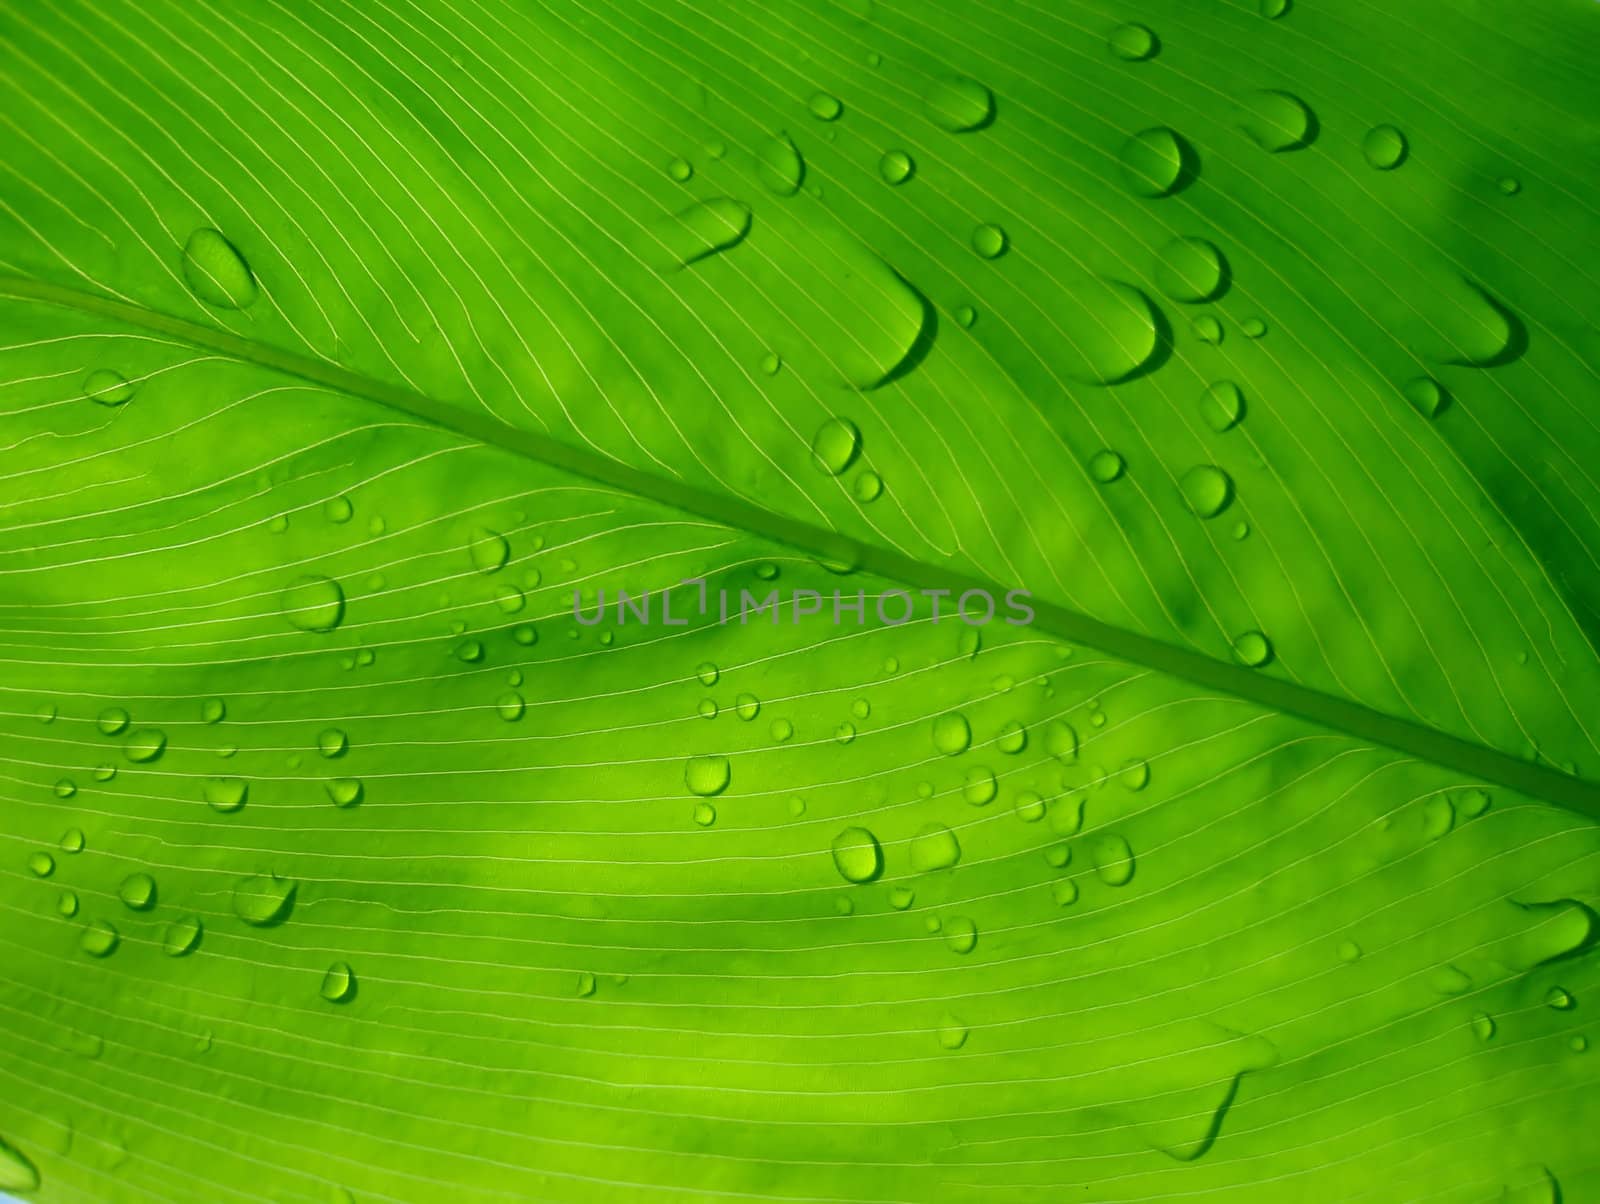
1052;878;1079;906
0;1135;40;1193
923;76;993;131
1045;720;1079;763
182;227;258;309
758;133;804;196
1014;790;1046;823
694;662;719;687
1239;90;1315;151
321;961;356;1003
281;575;345;633
1430;964;1471;995
316;729;348;759
59;829;84;854
955;304;976;328
1470;1010;1495;1041
963;766;997;806
57;891;78;917
1400;376;1448;418
932;712;972;755
1260;0;1290;15
853;470;883;502
943;916;978;954
1193;315;1223;344
685;755;730;797
1200;381;1244;431
118;873;156;911
938;1013;969;1049
97;707;130;736
469;527;510;574
1241;316;1267;338
808;91;842;121
661;197;752;266
124;728;166;763
1232;631;1273;667
1088;450;1126;483
770;718;794;742
203;777;248;812
787;796;806;816
326;779;363;808
53;779;75;800
831;827;883;883
455;639;484;663
1498;176;1521;195
84;367;134;406
200;698;226;725
667;156;692;183
958;628;981;659
1457;788;1491;817
997;720;1027;754
512;623;538;645
496;691;526;722
576;971;597;998
163;915;202;957
1120;759;1150;791
971;223;1008;259
1119;127;1193;197
28;851;54;878
834;721;856;744
1180;465;1233;518
1108;22;1158;61
1362;124;1407;170
910;823;961;872
812;417;862;475
1547;986;1574;1010
1156;237;1227;303
1090;833;1135;886
851;698;871;720
80;920;119;957
1423;795;1455;839
879;149;914;184
693;801;717;827
232;873;296;926
1338;940;1362;962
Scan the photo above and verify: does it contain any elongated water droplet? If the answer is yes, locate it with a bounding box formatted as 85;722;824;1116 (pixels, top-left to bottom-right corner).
1156;237;1228;303
80;920;118;957
1120;127;1193;197
204;777;248;812
124;729;166;763
758;132;804;196
182;228;258;309
831;827;883;883
233;874;296;926
163;915;202;957
1091;833;1136;886
910;823;961;872
932;712;971;755
923;76;993;131
1180;465;1233;517
1363;124;1407;169
812;417;862;475
879;149;914;184
685;755;730;797
1108;22;1158;61
1428;278;1517;366
119;873;156;911
661;198;751;266
1239;90;1315;151
321;961;356;1003
281;575;345;633
1200;381;1244;431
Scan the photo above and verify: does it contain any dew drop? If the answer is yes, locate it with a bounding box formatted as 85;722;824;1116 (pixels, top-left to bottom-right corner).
696;662;720;687
84;368;134;406
693;801;717;827
1430;964;1471;995
0;1136;40;1194
321;961;356;1003
201;697;226;724
1199;381;1245;432
938;1013;969;1049
54;779;75;800
97;707;130;736
932;712;972;755
661;197;752;266
203;777;248;813
1497;176;1521;195
971;223;1008;259
118;873;156;911
1119;127;1193;197
317;729;348;758
1239;90;1315;151
1089;449;1125;483
1193;315;1223;345
1156;237;1227;303
685;755;730;797
1091;833;1135;886
955;304;976;328
963;766;997;806
1362;124;1408;170
889;886;915;910
834;721;856;744
28;851;54;878
667;156;692;183
80;920;119;958
455;639;484;664
182;228;258;309
1232;631;1273;667
469;527;510;574
812;417;862;475
879;149;914;184
910;822;961;872
326;779;364;808
163;915;202;957
1108;22;1158;61
1241;316;1267;338
943;916;978;954
232;874;296;926
57;891;77;917
1404;377;1447;418
496;691;526;722
1428;278;1516;366
1119;759;1150;791
1015;790;1046;823
1471;1012;1495;1041
808;91;842;121
831;827;883;883
923;76;993;131
1458;788;1491;817
770;718;794;743
124;728;166;763
281;575;345;633
1180;465;1233;518
758;133;804;196
1260;0;1290;15
997;720;1027;754
1338;940;1362;963
853;470;883;502
59;829;84;854
1045;719;1079;763
576;971;597;998
1547;986;1574;1010
1423;795;1455;839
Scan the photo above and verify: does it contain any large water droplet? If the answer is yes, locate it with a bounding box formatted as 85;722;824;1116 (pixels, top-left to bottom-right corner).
1199;381;1244;431
831;827;883;883
807;226;928;388
28;852;54;878
469;527;509;574
1091;833;1135;885
808;91;843;121
758;133;804;196
1108;22;1159;61
124;729;166;763
1239;90;1315;151
932;712;971;755
685;755;730;797
232;874;296;926
1362;125;1408;170
1053;277;1162;384
923;76;993;131
163;915;202;957
1155;237;1228;303
812;417;862;475
660;198;751;266
97;706;130;735
0;1135;40;1194
937;1013;969;1049
971;223;1008;259
1120;127;1193;197
1180;465;1233;517
1427;278;1518;366
943;916;978;954
326;779;364;808
281;575;345;633
80;920;119;958
879;149;914;185
1232;631;1273;667
963;766;997;806
182;228;258;309
321;961;356;1003
910;822;961;872
203;777;248;812
118;873;156;911
83;368;134;407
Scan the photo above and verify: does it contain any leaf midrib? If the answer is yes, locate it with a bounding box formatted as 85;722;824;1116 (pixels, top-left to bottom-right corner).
7;272;1597;820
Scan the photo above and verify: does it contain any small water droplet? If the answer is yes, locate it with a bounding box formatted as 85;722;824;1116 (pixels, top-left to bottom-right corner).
1088;450;1126;483
943;916;978;954
996;720;1027;754
1119;759;1150;791
455;639;484;664
851;698;871;720
955;304;976;328
853;470;883;502
1362;124;1407;170
1403;376;1448;418
28;851;54;878
1200;381;1244;431
57;891;78;917
1239;90;1315;151
1260;0;1290;15
1192;315;1223;345
889;886;914;910
1232;631;1273;667
770;718;794;742
163;915;202;957
910;823;961;872
576;971;596;998
321;961;356;1003
496;691;526;722
834;721;856;744
1430;964;1472;995
1458;788;1491;817
1156;237;1227;303
1090;833;1135;886
182;227;258;309
971;223;1008;259
758;133;804;195
326;779;364;808
685;755;730;797
317;729;348;759
831;827;883;883
878;149;914;184
1423;795;1455;839
232;874;296;926
1338;939;1362;962
203;777;248;812
923;76;993;131
938;1013;969;1049
812;417;862;475
695;662;720;687
1051;878;1079;906
1241;316;1267;338
1108;22;1159;61
80;920;119;957
54;779;76;800
118;873;156;911
97;707;130;736
963;766;997;806
1014;790;1046;823
281;575;345;633
1547;986;1574;1010
59;829;84;854
1119;127;1193;197
692;801;717;827
808;91;842;121
932;712;972;757
124;728;167;763
83;367;134;406
1497;176;1521;195
200;697;226;725
667;156;693;182
1180;465;1233;518
468;527;510;575
760;351;782;376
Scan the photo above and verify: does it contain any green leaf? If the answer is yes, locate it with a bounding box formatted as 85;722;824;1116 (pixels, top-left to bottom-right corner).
2;1;1598;1201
